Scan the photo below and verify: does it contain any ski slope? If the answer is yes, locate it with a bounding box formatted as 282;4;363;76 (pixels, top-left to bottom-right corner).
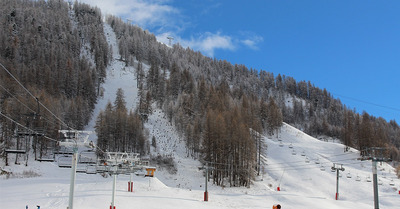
1;122;399;209
85;23;140;142
1;22;399;209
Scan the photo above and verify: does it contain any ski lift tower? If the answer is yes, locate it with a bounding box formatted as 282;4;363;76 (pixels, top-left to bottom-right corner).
167;36;174;46
360;148;392;209
58;130;93;209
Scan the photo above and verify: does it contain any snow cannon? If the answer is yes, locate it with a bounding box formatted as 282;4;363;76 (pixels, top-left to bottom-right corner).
273;204;281;209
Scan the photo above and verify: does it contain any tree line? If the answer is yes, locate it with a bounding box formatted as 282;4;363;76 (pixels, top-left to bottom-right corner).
95;88;147;158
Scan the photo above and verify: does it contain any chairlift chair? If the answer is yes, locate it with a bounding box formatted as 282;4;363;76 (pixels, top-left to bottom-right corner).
105;152;141;166
346;172;352;178
314;158;320;164
57;130;93;148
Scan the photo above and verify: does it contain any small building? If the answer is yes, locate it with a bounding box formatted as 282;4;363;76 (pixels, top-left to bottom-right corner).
145;167;156;177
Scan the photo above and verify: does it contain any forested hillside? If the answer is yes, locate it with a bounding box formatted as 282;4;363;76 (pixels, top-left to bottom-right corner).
0;0;109;157
0;0;399;184
107;15;400;162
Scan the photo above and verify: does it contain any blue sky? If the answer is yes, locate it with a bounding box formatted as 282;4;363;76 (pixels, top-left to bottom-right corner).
80;0;400;122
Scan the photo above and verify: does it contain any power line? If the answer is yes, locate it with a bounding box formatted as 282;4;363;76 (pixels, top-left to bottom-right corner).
203;155;360;172
0;83;36;113
0;83;61;128
264;150;356;166
0;62;73;130
1;110;105;161
0;63;106;165
0;111;58;143
0;97;104;156
332;92;400;113
265;160;360;172
265;156;359;171
0;62;37;100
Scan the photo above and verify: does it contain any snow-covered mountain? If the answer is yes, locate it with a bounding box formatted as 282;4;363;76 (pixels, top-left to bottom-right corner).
1;21;399;209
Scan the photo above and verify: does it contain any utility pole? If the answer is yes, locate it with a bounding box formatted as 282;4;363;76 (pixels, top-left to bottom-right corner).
257;131;261;176
110;166;117;209
167;37;174;46
251;129;262;176
331;163;345;200
277;169;285;191
359;148;392;209
34;97;40;161
128;173;134;192
60;130;92;209
68;142;78;209
199;163;214;201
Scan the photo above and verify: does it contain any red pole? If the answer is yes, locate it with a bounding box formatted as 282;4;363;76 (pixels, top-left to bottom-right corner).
335;193;338;200
277;187;280;191
204;191;208;201
130;182;133;192
128;182;131;192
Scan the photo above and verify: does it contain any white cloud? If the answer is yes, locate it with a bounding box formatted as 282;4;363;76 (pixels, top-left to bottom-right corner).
157;32;235;57
241;35;264;50
80;0;263;57
193;32;235;56
157;31;264;57
78;0;178;29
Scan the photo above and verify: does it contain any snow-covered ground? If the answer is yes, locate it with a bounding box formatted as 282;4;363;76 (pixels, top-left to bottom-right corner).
2;122;399;209
1;22;399;209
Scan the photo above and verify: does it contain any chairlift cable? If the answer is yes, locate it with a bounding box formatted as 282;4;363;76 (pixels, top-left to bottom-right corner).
0;83;61;128
265;157;359;171
0;111;57;143
1;62;74;130
0;83;36;113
